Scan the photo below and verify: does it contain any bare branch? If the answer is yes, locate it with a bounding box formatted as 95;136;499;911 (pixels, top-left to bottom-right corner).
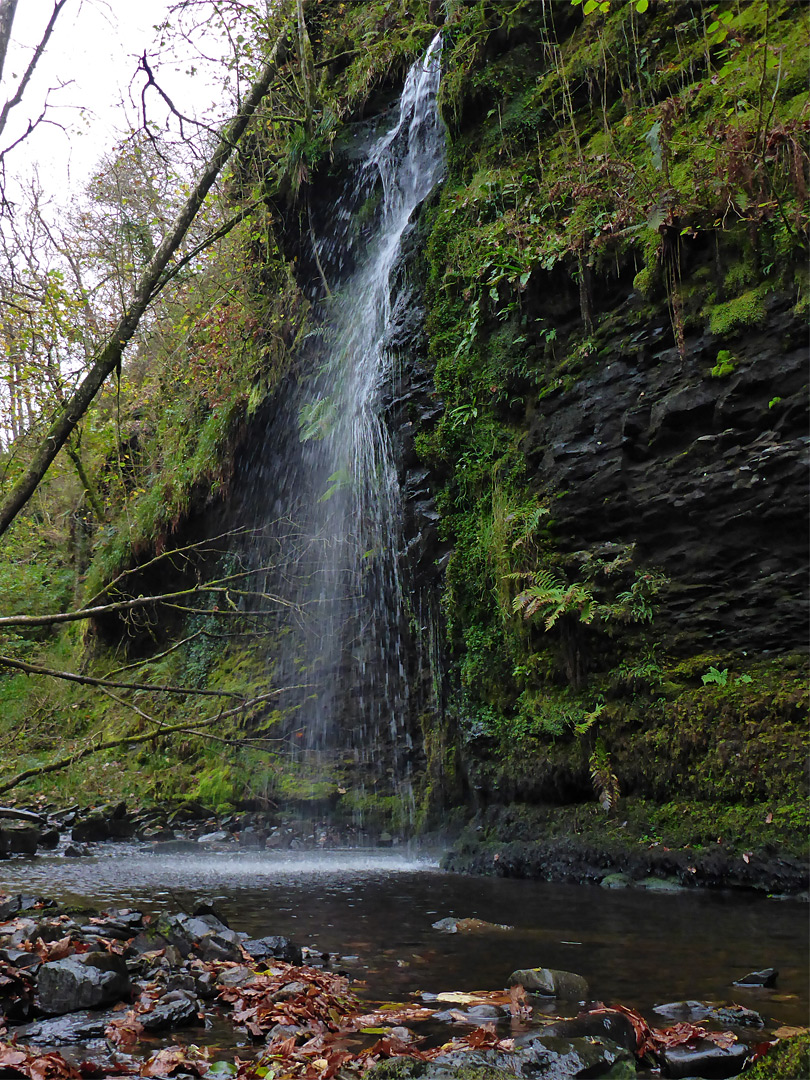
0;0;70;145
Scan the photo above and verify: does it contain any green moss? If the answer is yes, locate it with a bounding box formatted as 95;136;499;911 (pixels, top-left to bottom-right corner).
709;349;737;378
745;1035;810;1080
708;285;768;336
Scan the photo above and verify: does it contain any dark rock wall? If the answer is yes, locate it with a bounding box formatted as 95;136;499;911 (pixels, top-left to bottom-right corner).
524;280;808;658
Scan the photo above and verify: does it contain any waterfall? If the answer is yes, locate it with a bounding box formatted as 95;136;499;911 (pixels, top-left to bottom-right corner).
247;33;445;808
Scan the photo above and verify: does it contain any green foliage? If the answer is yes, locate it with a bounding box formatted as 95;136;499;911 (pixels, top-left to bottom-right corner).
589;737;620;810
702;666;753;688
510;569;596;629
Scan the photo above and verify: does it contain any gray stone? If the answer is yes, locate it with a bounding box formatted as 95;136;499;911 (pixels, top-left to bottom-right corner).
140;990;201;1032
465;1004;502;1019
663;1039;748;1079
13;1009;116;1044
197;830;230;843
365;1034;634;1078
242;934;303;965
508;966;589;999
37;952;131;1015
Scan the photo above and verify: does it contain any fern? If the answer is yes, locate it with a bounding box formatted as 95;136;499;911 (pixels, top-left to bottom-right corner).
509;569;596;630
589;738;620;811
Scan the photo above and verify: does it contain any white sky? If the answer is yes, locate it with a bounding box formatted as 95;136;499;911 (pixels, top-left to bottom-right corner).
2;0;232;205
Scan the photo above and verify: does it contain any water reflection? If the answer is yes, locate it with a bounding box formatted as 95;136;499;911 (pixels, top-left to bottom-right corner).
1;849;806;1028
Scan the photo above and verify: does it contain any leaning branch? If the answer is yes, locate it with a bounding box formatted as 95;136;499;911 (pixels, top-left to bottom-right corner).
0;565;291;628
0;654;243;697
0;9;292;538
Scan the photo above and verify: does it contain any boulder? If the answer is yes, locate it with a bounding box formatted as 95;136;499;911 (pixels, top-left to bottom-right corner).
538;1010;638;1053
242;935;303;966
0;827;39;856
70;816;110;843
663;1039;748;1079
37;952;131;1015
508;967;589;999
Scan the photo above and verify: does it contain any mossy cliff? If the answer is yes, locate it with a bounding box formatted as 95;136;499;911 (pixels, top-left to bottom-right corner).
0;0;806;884
407;0;808;880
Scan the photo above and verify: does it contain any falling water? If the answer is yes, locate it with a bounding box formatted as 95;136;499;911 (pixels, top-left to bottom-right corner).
247;34;445;803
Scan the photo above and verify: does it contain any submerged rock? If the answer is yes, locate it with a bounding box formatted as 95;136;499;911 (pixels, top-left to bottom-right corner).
508;967;589;999
431;917;513;934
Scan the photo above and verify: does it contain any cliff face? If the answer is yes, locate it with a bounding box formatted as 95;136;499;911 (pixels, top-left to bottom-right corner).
395;0;808;864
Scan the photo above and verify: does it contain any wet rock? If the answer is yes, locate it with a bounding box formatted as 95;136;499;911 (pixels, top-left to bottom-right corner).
70;815;110;843
466;1004;503;1019
140;989;201;1031
37;951;131;1015
217;965;256;988
129;930;170;955
0;948;41;970
365;1034;634;1078
149;839;199;854
63;844;91;857
538;1010;638;1053
600;872;632;889
267;1022;304;1041
13;1009;116;1044
273;980;308;1002
38;829;60;850
197;830;230;843
242;935;303;966
640;876;683;892
653;1001;763;1027
733;968;778;987
159;912;244;962
663;1038;748;1079
192;900;230;926
25;917;78;942
0;826;39;855
508;967;589;999
194;970;219;999
237;828;265;848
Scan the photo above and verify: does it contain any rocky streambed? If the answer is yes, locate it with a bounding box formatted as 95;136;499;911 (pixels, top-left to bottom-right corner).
0;893;800;1079
0;802;807;1078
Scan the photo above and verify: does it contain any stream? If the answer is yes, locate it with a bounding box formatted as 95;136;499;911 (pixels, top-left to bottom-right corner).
1;847;807;1035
